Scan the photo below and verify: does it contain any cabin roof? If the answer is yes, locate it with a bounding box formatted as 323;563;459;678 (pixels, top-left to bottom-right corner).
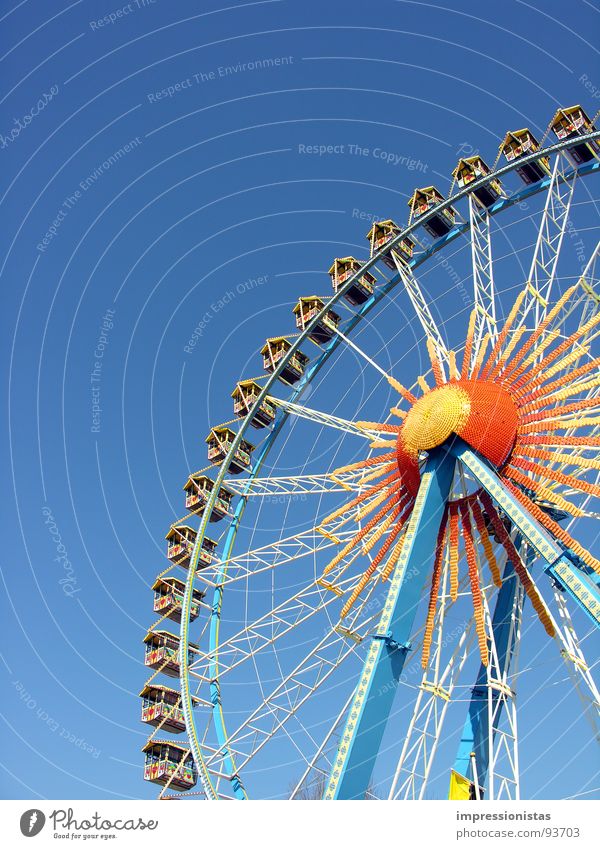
151;576;204;600
152;575;187;591
142;739;191;755
182;474;233;497
327;256;360;274
230;379;262;397
293;298;340;322
205;425;235;440
152;575;205;598
500;128;538;148
551;104;589;124
452;155;490;178
407;186;446;207
143;628;179;644
205;428;254;449
143;629;199;649
165;524;196;541
365;219;400;238
409;185;442;197
139;683;200;703
182;473;212;490
292;296;326;313
260;336;291;353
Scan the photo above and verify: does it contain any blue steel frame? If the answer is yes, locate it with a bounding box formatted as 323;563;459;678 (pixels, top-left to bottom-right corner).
451;441;600;628
176;133;600;800
325;440;599;799
452;543;524;791
323;447;457;799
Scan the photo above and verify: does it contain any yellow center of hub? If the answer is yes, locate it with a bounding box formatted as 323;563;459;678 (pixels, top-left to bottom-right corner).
400;384;471;456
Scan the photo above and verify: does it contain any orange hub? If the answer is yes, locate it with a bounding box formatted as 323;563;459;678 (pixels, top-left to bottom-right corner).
397;379;518;493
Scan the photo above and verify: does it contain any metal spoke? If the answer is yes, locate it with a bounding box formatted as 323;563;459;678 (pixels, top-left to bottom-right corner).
223;464;390;498
332;325;395;381
469;195;497;367
392;254;450;370
203;604;380;776
267;395;386;440
193;486;395;589
519;152;577;329
289;690;356;799
188;569;359;683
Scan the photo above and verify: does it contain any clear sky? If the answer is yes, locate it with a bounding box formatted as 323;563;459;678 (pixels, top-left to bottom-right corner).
1;0;599;801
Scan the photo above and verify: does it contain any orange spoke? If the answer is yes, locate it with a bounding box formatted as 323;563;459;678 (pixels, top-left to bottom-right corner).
322;490;403;576
388;375;417;404
422;507;449;668
449;502;460;601
478;492;555;637
510;312;600;391
459;501;489;665
503;480;600;575
340;508;408;618
480;289;526;380
510;457;600;499
502;284;578;381
470;497;502;588
520;396;600;422
426;337;445;387
513;445;600;471
461;308;477;379
319;471;400;526
515;434;600;447
503;466;586;517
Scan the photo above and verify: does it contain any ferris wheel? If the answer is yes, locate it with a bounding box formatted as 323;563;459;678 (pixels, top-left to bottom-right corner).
140;105;600;801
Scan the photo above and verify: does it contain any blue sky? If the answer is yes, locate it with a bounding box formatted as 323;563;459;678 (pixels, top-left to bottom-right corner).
1;0;599;801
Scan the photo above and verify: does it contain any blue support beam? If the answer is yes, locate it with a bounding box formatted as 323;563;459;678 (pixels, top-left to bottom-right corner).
452;548;523;791
448;440;600;630
324;446;456;799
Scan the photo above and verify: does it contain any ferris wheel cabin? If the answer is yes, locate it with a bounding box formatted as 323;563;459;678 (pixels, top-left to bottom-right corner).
328;257;376;305
206;426;254;473
183;474;233;519
231;380;276;428
293;296;340;343
261;337;309;385
366;220;415;269
165;524;217;569
142;741;197;789
140;684;199;734
500;129;551;184
408;186;457;237
165;524;195;567
452;156;504;207
143;629;198;678
550;105;599;164
152;576;205;624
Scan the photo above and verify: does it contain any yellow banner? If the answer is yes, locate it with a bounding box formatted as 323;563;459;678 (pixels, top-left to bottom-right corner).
449;769;471;800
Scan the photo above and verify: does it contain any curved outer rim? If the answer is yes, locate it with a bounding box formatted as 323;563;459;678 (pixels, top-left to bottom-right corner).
177;132;600;800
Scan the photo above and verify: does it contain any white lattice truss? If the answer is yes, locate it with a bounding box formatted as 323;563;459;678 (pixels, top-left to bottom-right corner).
469;193;498;363
523;152;577;327
223;464;390;498
392;253;449;373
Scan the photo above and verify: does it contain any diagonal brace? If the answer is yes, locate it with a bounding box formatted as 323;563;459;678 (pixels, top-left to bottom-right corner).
448;439;600;629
